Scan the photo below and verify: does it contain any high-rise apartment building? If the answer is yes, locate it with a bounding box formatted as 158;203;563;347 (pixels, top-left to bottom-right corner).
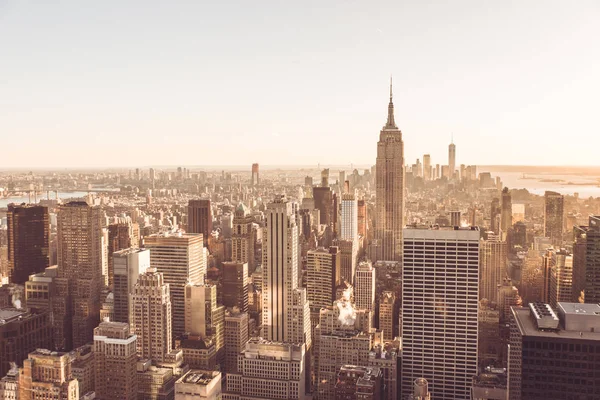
93;322;138;400
376;81;404;262
379;291;396;341
224;309;249;374
224;338;306;400
187;200;212;245
355;261;375;313
251;163;260;186
145;232;205;340
55;201;104;350
113;248;150;324
480;235;507;304
402;227;479;400
222;261;248;312
231;203;256;272
6;204;49;284
131;268;172;362
509;302;600;399
584;216;600;304
544;191;564;245
18;349;79;400
448;140;456;180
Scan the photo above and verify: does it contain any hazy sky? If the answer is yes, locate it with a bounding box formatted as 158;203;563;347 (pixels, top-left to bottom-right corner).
1;1;599;169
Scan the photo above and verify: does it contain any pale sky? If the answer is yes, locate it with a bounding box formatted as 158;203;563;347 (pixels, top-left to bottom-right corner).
1;0;599;169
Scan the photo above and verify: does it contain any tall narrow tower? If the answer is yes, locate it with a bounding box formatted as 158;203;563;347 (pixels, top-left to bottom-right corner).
376;78;405;262
448;137;456;180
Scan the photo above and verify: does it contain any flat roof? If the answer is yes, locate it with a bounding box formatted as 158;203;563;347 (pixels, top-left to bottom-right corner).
558;302;600;315
512;307;600;341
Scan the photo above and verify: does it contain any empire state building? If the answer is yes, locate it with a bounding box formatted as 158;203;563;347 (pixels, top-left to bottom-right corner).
376;80;405;262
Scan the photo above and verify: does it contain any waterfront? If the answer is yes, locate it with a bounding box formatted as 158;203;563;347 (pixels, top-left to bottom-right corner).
0;191;89;208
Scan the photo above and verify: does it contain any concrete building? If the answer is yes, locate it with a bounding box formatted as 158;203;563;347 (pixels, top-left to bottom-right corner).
471;369;507;400
448;140;456;180
375;80;405;262
307;246;341;327
94;322;137;400
544;191;564;245
221;262;248;313
175;370;222;400
113;248;150;324
231;203;256;273
423;154;431;181
547;249;573;309
334;365;382;400
583;216;600;304
55;201;104;350
378;291;396;342
70;344;95;397
131;268;172;362
340;193;358;242
0;366;18;400
145;232;205;341
224;309;249;374
333;239;357;285
402;227;480;400
480;236;507;304
500;188;512;236
368;340;400;400
107;221;140;286
354;261;375;314
137;362;176;400
251;163;259;187
0;308;52;378
187;200;212;247
509;302;600;399
6;204;49;284
18;349;79;400
223;338;305;400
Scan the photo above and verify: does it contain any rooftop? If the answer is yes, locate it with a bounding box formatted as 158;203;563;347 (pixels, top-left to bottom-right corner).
0;309;27;325
178;370;220;386
512;306;600;341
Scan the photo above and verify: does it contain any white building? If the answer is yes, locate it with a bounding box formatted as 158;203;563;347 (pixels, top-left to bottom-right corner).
175;370;222;400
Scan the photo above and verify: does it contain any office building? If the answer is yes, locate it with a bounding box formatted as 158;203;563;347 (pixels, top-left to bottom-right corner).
509;302;600;399
224;309;249;374
548;249;573;309
490;198;500;235
450;210;461;227
471;370;507;400
231;203;256;272
0;367;18;399
573;224;588;303
131;268;172;362
368;340;400;400
223;338;306;400
0;308;52;378
357;199;367;239
334;365;383;400
375;80;404;262
93;322;138;400
402;227;480;400
6;204;49;284
584;216;600;303
378;291;396;341
334;239;357;284
145;232;205;340
340;193;358;242
188;200;212;245
54;201;104;350
251;163;259;187
221;261;248;313
71;344;95;397
107;221;140;286
313;186;334;228
18;349;79;400
544;191;564;245
500;188;512;235
307;247;341;323
448;140;456;180
480;236;507;304
175;370;222;400
423;154;431;181
355;261;375;313
113;248;150;324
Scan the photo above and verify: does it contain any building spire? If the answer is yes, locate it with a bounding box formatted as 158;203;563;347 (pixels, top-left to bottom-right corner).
385;76;397;129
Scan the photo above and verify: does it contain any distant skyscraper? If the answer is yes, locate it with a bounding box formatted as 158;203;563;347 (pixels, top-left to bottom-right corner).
231;203;256;272
376;79;404;262
113;248;150;324
55;201;104;350
187;199;212;246
321;168;330;187
333;238;357;284
585;216;600;304
107;221;139;286
340;192;358;242
423;154;431;181
357;199;367;239
6;204;49;284
313;186;334;228
145;233;205;341
131;268;172;362
544;191;564;245
448;139;456;180
251;163;259;186
402;227;479;400
490;198;500;234
480;235;507;303
19;349;79;400
500;188;512;235
222;261;248;312
355;261;375;313
93;322;138;400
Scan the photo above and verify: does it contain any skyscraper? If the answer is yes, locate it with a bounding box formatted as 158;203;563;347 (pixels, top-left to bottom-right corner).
423;154;431;181
448;140;456;180
340;192;358;242
547;249;573;309
544;191;564;245
307;246;341;326
184;283;225;363
6;204;49;284
376;80;404;262
355;261;375;313
221;261;248;313
55;201;104;350
145;232;205;341
490;198;500;235
19;349;79;400
402;226;479;400
187;199;212;246
93;322;138;400
224;309;249;374
131;268;172;362
231;203;256;272
107;221;139;286
113;248;150;324
262;195;299;342
480;235;507;303
585;216;600;304
379;291;396;341
251;163;259;186
500;187;512;235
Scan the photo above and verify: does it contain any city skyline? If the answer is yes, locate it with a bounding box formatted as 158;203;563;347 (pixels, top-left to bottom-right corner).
1;1;599;168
